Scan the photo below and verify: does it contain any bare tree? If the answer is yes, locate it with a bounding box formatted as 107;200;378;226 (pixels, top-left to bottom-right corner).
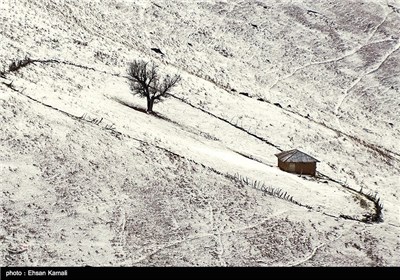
127;60;181;113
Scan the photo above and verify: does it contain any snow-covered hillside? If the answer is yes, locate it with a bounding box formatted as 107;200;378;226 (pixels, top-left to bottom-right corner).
1;0;399;266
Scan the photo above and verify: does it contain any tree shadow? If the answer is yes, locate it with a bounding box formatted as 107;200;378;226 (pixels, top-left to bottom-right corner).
112;97;175;123
112;98;148;114
112;97;220;142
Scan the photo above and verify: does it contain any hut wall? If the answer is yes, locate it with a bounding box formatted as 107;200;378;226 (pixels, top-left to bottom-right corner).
278;161;289;171
295;162;316;176
278;160;316;176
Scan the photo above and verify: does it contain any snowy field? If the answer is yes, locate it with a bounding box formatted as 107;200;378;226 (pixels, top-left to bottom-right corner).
1;0;399;266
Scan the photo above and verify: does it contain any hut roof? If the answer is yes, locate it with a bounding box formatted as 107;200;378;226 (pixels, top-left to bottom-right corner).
275;149;319;163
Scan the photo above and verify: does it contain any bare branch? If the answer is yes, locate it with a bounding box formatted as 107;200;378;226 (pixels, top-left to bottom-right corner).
154;74;182;100
127;59;181;112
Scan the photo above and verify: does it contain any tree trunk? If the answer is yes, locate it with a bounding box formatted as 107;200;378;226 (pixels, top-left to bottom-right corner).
146;98;154;113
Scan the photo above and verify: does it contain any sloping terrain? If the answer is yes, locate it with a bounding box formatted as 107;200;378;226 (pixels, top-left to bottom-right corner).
1;0;399;266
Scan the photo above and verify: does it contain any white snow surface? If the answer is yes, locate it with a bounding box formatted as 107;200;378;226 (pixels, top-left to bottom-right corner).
0;0;399;266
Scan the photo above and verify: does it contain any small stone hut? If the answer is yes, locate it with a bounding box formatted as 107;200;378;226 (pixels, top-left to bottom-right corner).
275;149;319;176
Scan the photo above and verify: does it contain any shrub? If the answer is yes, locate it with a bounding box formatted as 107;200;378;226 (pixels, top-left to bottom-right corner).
8;56;33;72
